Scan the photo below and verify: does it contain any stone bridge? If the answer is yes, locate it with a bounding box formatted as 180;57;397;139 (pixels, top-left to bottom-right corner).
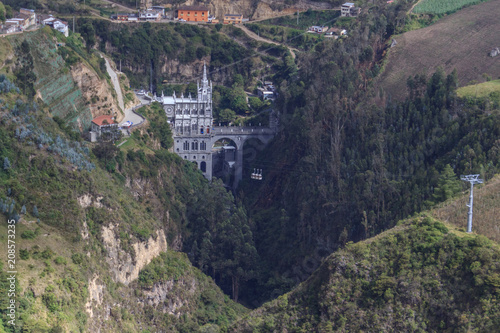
211;126;275;187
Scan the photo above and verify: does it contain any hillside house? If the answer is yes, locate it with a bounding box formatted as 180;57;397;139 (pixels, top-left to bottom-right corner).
223;14;243;24
139;9;162;21
341;2;360;17
308;26;329;33
0;22;18;34
257;87;274;100
19;8;36;27
117;13;129;21
40;15;69;37
90;115;119;142
327;27;347;36
6;16;30;30
490;47;499;57
151;6;165;16
177;6;209;22
53;20;69;37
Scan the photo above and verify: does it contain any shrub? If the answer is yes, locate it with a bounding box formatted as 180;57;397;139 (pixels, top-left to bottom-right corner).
54;256;67;265
21;230;37;239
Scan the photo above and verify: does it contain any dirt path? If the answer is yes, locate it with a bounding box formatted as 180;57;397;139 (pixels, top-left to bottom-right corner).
98;0;136;12
407;0;424;14
237;24;299;59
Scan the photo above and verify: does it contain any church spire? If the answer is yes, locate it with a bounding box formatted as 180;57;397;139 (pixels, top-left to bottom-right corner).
203;61;207;83
202;61;209;90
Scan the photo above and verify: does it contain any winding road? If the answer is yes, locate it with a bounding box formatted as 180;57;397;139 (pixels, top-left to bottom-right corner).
237;24;299;59
101;54;144;127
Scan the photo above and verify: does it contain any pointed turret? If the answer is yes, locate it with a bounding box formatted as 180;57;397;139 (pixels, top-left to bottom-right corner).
202;61;209;90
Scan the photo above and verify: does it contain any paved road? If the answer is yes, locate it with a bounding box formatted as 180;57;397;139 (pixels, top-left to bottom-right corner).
102;56;125;111
101;53;144;129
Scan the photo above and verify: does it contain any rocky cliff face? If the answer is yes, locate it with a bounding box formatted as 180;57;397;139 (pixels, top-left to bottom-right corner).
71;62;123;124
181;0;334;20
101;224;168;285
8;29;124;130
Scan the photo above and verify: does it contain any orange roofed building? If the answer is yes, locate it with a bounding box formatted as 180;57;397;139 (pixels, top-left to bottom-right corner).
90;115;118;142
177;6;209;22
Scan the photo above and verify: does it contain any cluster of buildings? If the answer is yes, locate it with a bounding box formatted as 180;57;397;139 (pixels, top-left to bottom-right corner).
0;8;36;34
111;6;166;22
176;6;245;24
0;8;69;37
257;81;276;101
110;5;246;25
308;25;347;39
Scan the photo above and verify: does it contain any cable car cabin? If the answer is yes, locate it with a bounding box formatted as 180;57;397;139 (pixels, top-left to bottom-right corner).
251;169;263;180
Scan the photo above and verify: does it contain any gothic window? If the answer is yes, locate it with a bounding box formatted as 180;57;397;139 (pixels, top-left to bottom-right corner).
200;108;204;115
176;108;181;115
183;141;189;150
192;124;197;130
200;141;206;150
200;127;204;134
191;141;198;150
206;126;210;134
200;161;206;172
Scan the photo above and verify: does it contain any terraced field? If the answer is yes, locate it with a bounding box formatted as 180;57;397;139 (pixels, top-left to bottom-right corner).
377;0;500;101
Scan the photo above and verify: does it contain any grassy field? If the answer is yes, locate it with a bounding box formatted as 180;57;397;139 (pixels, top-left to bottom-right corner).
432;175;500;243
413;0;490;14
376;0;500;102
457;79;500;98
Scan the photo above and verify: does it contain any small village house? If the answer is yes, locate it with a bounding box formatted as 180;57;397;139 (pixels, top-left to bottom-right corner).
308;26;329;33
19;8;36;27
341;2;360;17
39;15;69;37
139;9;162;21
257;87;274;101
117;13;129;21
223;14;243;25
177;6;209;22
90;115;119;142
0;22;18;34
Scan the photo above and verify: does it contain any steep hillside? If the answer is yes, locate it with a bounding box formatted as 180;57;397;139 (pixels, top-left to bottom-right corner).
377;0;500;101
432;175;500;243
230;216;500;332
5;27;124;130
0;70;248;332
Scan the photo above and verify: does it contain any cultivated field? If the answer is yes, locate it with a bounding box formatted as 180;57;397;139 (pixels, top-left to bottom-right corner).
413;0;489;14
457;79;500;98
377;0;500;101
432;175;500;243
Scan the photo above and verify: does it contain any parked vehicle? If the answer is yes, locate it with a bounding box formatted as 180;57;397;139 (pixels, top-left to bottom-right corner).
121;121;133;128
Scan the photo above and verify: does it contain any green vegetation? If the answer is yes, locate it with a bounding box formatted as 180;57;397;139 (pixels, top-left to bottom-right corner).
457;79;500;99
230;217;500;332
83;20;263;91
413;0;490;14
136;250;248;332
258;9;340;30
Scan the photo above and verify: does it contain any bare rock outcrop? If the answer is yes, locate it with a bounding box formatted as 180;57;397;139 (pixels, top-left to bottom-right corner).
71;62;124;123
101;224;168;285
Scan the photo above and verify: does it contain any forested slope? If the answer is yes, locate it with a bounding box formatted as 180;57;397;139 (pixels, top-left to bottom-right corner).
237;0;500;303
0;29;251;331
230;216;500;332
